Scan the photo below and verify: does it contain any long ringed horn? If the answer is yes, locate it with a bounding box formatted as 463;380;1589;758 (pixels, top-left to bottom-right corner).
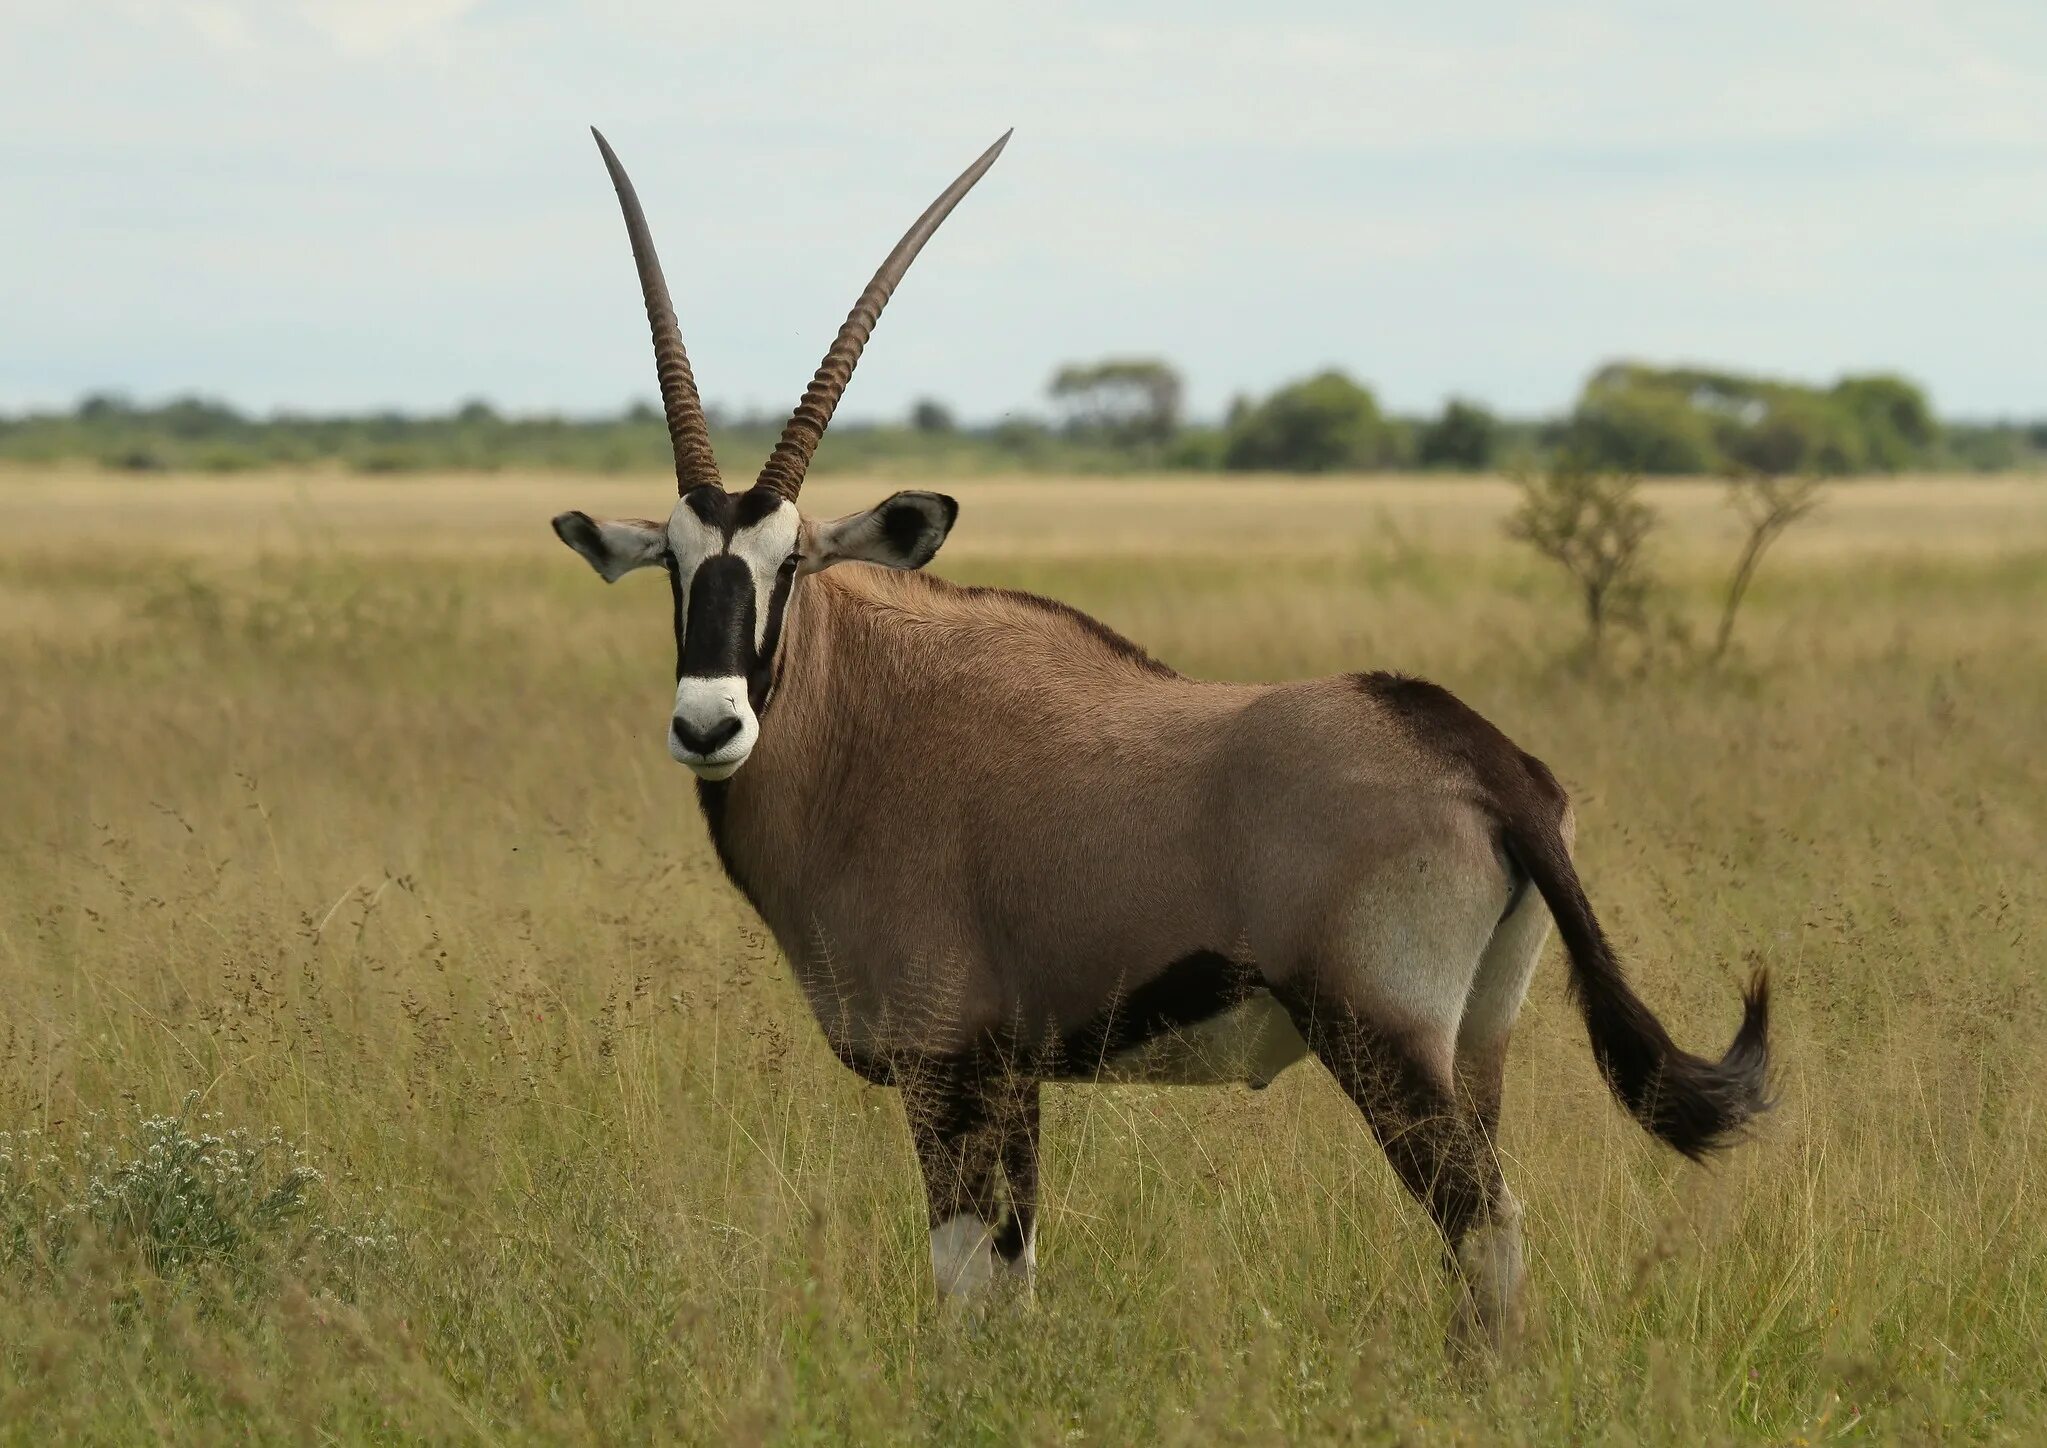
591;127;722;495
755;130;1011;501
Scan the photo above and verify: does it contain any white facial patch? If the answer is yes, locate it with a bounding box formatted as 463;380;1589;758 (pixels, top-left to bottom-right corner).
664;506;724;627
929;1213;997;1299
727;504;801;652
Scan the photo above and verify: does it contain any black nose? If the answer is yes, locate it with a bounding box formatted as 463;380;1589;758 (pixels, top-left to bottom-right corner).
671;714;742;757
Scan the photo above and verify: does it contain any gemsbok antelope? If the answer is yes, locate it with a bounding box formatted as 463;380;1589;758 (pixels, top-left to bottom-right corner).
551;128;1772;1346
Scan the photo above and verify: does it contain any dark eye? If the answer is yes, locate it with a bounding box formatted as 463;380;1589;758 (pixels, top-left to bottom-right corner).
780;553;801;575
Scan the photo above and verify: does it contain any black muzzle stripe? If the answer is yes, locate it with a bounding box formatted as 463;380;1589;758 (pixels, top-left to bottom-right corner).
679;555;757;680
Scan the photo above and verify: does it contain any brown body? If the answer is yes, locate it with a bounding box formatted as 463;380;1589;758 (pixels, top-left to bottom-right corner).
718;564;1505;1075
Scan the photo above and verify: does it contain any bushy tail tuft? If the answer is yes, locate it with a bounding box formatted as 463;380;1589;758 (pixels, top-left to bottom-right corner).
1509;813;1773;1160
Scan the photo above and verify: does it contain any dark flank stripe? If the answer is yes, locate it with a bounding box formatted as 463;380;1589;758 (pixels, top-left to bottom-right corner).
1046;950;1261;1079
817;952;1265;1089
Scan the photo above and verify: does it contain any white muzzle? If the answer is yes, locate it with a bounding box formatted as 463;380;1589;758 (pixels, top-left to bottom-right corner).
669;676;759;779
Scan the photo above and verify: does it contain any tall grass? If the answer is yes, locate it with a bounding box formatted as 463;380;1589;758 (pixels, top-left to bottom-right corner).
0;473;2042;1442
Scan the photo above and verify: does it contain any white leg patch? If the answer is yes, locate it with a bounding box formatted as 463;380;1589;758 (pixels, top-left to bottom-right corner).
1453;1188;1526;1348
929;1213;997;1299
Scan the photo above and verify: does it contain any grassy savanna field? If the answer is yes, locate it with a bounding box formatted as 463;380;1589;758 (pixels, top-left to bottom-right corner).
1;468;2043;1443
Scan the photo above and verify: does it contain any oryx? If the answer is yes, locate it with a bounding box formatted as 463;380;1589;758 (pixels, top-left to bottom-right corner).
551;129;1771;1346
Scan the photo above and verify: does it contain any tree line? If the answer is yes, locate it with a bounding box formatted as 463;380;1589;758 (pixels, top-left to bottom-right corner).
2;362;2040;475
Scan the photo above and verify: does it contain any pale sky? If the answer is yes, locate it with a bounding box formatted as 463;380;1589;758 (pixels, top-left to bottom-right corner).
4;0;2043;422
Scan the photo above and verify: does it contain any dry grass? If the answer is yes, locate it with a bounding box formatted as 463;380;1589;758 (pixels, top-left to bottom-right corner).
1;469;2043;1443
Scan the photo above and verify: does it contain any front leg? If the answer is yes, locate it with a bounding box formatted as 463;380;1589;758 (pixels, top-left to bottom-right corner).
901;1059;1038;1301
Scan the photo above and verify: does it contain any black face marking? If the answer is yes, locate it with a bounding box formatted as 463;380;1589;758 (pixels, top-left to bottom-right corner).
732;487;787;529
665;558;687;683
682;484;786;536
748;556;798;711
679;555;757;679
682;486;725;526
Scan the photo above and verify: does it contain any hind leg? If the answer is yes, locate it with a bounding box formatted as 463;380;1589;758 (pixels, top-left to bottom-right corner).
1271;839;1527;1348
1279;985;1520;1348
1444;881;1554;1345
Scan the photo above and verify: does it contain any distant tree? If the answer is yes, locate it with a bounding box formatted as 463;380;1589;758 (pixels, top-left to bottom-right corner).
1048;358;1183;446
1566;361;1942;478
77;392;133;421
455;399;499;426
157;396;244;441
1223;370;1389;472
1163;426;1229;470
623;399;662;426
1711;471;1822;661
989;417;1053;459
1944;426;2022;471
910;397;956;434
1722;391;1865;476
1565;370;1720;474
1416;398;1498;470
1831;373;1936;470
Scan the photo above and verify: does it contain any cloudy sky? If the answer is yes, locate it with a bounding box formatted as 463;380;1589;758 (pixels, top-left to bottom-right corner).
4;0;2042;422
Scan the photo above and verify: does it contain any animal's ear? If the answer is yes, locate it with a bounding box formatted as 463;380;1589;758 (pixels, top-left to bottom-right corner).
551;512;667;582
804;491;958;574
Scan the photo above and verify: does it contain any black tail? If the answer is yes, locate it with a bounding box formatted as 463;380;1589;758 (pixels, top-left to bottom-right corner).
1508;803;1772;1161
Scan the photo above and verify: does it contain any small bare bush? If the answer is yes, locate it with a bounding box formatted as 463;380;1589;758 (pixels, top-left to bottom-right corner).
1712;470;1823;661
1506;456;1659;658
1508;458;1823;668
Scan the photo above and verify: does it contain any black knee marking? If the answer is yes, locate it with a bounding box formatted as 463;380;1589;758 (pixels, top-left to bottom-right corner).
900;1061;1003;1228
900;1057;1041;1248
